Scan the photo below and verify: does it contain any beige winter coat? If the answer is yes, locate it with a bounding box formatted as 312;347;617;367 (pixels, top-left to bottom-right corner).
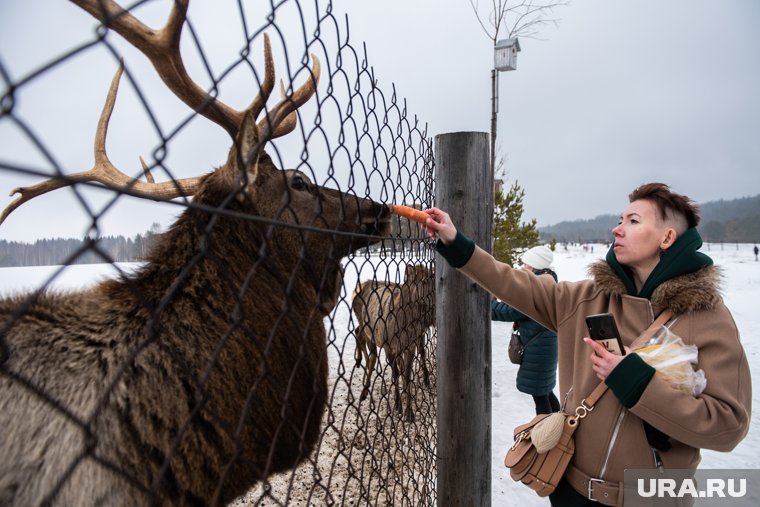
460;246;751;505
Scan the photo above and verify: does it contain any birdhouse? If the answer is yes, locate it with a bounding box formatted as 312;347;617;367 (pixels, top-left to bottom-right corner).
494;37;521;71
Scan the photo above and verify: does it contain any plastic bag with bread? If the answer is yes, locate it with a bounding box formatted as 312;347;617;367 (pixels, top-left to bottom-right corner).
631;326;706;396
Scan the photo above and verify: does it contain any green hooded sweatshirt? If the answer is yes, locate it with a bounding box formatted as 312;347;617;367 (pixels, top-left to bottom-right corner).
605;226;713;299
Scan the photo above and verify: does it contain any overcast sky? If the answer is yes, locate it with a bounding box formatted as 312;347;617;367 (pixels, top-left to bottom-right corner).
1;0;759;243
349;0;760;225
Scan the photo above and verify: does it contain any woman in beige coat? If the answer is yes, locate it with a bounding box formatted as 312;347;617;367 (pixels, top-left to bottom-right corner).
423;183;750;506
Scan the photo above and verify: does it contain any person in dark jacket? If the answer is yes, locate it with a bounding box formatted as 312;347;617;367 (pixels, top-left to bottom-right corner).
492;245;560;414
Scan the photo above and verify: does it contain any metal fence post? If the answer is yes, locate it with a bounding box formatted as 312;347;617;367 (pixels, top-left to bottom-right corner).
435;131;492;507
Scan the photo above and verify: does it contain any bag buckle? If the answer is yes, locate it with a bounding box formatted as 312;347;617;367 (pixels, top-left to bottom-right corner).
575;399;594;418
568;399;594;427
511;430;530;450
587;477;604;502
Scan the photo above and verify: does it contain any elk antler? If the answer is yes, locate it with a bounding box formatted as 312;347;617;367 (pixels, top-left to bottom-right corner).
256;57;321;142
0;65;203;226
72;0;244;137
0;1;322;225
71;0;319;142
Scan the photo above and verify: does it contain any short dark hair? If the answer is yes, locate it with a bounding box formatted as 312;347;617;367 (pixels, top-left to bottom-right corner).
628;182;700;231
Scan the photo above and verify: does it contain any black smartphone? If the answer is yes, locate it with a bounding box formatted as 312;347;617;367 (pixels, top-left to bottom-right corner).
585;313;626;355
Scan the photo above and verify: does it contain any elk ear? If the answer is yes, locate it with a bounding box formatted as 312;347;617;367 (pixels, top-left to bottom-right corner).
227;108;264;200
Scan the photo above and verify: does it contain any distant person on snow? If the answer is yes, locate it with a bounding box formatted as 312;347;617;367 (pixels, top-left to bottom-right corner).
491;245;560;415
423;182;750;507
754;244;759;261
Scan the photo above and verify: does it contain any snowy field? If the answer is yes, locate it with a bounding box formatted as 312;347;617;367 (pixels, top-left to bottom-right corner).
1;242;758;505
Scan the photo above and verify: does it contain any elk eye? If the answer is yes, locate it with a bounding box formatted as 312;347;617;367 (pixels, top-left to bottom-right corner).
290;176;307;191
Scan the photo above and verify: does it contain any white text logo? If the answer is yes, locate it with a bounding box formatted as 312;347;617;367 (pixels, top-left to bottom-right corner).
637;478;747;498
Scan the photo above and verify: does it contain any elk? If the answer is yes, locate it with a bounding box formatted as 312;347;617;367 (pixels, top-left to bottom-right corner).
352;264;434;422
0;1;390;506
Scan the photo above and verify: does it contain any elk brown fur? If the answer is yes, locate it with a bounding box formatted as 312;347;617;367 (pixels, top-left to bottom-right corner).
0;3;391;504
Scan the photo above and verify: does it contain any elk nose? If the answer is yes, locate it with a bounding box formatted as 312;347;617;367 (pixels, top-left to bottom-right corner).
367;202;392;236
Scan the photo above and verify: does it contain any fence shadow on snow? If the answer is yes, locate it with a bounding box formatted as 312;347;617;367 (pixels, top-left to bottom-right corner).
0;1;436;505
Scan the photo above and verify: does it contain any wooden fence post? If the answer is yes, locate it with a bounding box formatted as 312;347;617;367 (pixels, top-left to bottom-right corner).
435;132;492;507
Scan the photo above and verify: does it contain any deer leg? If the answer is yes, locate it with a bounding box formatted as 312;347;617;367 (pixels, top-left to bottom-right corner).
403;349;415;423
391;354;403;415
361;343;377;401
354;325;365;366
355;325;370;401
419;331;430;388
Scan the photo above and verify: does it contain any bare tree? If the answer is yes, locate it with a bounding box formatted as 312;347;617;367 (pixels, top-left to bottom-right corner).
469;0;568;44
469;0;569;231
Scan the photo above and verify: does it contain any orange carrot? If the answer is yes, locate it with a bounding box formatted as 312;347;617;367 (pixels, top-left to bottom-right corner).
391;204;430;224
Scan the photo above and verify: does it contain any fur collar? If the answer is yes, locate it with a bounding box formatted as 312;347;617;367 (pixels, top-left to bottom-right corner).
587;261;723;315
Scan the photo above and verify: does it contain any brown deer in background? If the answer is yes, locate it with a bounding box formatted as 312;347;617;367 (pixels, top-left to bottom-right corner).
0;1;390;505
352;264;434;422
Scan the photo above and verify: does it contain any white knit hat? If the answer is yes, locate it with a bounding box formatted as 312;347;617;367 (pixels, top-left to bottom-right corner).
521;245;554;270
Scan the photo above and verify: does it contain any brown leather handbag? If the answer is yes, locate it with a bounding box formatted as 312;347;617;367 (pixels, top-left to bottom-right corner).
504;382;607;496
503;310;673;497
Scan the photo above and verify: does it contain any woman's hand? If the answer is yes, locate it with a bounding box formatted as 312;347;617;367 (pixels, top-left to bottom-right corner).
422;207;457;245
584;338;630;380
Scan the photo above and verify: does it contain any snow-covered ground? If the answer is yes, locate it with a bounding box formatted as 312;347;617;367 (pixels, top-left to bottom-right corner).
1;242;758;505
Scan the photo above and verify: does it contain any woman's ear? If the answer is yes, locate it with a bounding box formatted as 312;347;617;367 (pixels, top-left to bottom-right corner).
661;228;678;250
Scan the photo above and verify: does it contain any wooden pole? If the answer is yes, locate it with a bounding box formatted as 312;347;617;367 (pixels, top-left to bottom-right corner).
435;132;492;507
490;68;498;190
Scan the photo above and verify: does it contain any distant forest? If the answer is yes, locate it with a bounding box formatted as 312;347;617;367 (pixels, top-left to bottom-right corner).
0;225;161;268
539;194;760;244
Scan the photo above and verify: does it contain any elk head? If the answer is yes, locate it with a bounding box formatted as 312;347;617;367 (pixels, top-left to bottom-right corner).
0;0;391;272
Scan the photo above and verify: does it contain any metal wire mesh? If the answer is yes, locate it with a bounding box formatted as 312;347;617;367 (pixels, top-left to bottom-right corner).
0;1;436;505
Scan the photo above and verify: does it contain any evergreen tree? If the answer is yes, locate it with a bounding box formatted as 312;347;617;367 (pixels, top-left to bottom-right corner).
492;180;539;266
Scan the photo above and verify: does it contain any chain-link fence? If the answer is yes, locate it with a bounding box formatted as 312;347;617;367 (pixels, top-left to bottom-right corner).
0;1;436;505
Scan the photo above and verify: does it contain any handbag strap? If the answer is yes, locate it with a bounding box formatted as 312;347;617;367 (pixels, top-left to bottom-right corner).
519;331;541;349
637;309;674;344
568;309;674;426
514;320;548;350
